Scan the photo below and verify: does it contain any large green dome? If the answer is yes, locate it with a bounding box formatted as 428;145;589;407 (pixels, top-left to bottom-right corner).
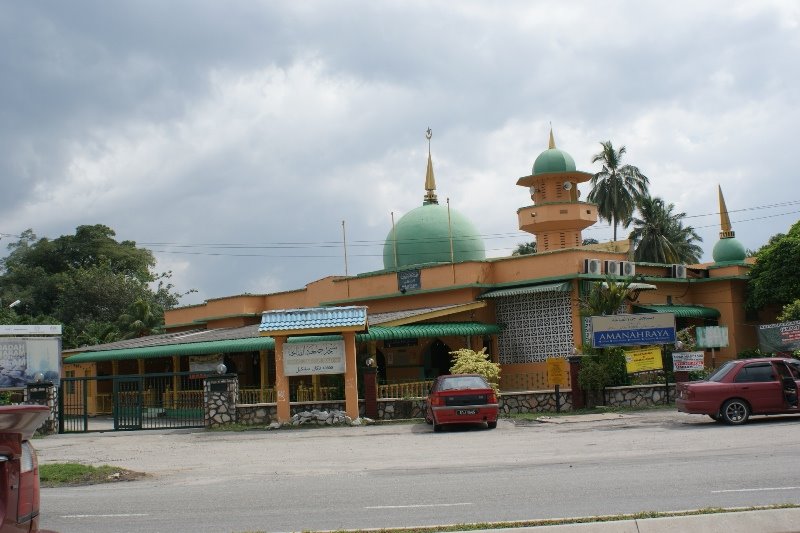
533;148;577;175
712;237;746;264
383;203;486;269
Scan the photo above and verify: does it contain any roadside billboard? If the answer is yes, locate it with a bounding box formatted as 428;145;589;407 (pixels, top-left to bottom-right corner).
591;313;676;348
757;320;800;353
0;337;61;388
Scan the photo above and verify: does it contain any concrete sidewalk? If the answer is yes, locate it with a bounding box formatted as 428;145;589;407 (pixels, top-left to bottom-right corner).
474;507;800;532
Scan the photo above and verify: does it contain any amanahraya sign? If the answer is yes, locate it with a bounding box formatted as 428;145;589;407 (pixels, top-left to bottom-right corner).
284;340;346;376
591;313;676;348
757;320;800;353
0;337;61;388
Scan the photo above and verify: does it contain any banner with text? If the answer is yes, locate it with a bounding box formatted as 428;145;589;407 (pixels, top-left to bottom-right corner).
623;346;663;374
672;351;705;372
757;320;800;353
284;340;346;376
591;313;676;348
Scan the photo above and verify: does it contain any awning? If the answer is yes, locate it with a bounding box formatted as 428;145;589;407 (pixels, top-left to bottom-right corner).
63;322;503;364
480;281;571;299
633;304;720;319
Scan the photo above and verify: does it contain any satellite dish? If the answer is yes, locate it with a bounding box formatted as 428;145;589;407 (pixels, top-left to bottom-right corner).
563;181;572;191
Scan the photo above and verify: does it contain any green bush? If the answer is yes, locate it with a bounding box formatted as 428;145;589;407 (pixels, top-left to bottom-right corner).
449;348;501;394
0;392;12;406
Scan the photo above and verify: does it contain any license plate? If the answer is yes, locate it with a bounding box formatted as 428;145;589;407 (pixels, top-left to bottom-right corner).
456;409;477;415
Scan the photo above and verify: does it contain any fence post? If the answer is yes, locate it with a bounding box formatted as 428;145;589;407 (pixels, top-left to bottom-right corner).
25;380;57;435
204;373;239;428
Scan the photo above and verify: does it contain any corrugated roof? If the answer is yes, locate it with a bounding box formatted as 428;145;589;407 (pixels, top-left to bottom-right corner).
633;304;720;319
480;281;571;299
259;306;368;333
63;322;502;364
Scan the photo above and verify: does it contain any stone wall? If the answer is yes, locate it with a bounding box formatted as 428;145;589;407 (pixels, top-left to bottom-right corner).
204;377;238;428
232;385;673;426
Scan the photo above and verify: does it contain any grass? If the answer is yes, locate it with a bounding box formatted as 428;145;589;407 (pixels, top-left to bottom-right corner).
236;504;800;533
39;463;146;487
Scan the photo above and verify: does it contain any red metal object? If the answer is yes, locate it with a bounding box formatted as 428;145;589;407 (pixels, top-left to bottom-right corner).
676;357;800;425
0;405;54;533
424;374;499;432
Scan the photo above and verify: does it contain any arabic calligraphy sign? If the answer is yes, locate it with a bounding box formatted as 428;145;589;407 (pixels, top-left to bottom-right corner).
283;340;346;376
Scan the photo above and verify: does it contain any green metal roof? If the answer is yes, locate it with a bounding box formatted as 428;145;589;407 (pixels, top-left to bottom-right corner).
480;281;571;299
63;322;502;364
633;304;720;319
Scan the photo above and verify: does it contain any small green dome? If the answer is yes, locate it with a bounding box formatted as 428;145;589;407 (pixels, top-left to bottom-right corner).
712;238;746;263
533;148;577;175
383;203;486;269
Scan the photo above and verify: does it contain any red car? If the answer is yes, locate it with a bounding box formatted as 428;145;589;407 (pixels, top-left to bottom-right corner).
676;357;800;425
0;405;56;533
425;374;499;432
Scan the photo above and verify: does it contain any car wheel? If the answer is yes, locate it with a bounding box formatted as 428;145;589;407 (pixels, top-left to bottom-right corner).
487;421;497;429
721;399;750;425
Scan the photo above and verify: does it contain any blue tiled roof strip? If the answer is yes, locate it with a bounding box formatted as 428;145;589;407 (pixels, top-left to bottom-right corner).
259;306;368;332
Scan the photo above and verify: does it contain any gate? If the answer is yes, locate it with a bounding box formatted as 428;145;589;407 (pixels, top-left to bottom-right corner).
59;371;212;433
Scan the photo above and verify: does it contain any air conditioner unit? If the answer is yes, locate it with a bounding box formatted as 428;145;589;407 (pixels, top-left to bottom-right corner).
604;260;620;276
583;258;601;275
672;264;687;279
619;261;636;277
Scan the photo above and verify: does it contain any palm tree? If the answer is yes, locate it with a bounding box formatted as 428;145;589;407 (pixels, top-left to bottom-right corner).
512;242;537;256
587;141;650;240
580;277;632;316
628;195;703;264
117;298;164;339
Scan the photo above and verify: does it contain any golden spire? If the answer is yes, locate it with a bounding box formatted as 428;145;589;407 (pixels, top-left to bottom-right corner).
548;124;556;149
423;127;438;205
718;185;735;239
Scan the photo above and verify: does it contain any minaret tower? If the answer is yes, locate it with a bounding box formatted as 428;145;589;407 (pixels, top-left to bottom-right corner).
515;129;598;252
712;185;746;264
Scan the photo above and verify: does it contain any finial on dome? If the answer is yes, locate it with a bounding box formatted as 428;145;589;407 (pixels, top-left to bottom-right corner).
548;124;556;149
423;127;438;205
718;185;734;239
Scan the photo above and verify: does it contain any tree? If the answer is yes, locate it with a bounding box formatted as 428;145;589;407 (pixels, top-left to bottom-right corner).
579;277;632;317
747;220;800;312
628;195;702;264
587;141;650;241
0;225;191;348
118;299;164;339
512;242;537;256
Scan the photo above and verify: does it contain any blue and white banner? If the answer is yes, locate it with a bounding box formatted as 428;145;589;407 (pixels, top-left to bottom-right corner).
590;313;676;348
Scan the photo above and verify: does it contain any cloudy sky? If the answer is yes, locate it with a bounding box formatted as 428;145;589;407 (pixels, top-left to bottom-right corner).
1;1;798;306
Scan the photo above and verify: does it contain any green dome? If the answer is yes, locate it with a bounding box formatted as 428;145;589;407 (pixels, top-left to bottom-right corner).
533;148;577;175
383;203;486;269
712;237;746;264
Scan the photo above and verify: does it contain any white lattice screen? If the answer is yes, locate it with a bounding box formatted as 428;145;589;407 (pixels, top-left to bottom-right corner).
495;290;574;364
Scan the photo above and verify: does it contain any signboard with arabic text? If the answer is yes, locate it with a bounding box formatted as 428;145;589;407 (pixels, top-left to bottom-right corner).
283;340;346;376
591;313;676;348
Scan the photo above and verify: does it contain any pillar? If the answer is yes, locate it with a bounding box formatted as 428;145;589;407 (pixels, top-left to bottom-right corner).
343;331;359;420
274;336;290;422
363;367;378;419
203;375;238;428
259;349;269;400
568;355;584;410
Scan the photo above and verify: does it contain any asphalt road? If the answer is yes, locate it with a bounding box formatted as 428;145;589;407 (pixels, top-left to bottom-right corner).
35;410;800;533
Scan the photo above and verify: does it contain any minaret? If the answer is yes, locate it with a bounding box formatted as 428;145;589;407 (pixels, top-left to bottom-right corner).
515;128;598;252
712;185;746;264
423;127;438;205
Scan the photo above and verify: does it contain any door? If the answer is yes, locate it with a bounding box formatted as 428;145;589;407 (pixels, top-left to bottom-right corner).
733;362;783;413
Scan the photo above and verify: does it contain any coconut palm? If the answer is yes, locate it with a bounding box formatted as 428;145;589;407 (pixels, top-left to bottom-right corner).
117;298;164;339
628;195;703;264
587;141;650;240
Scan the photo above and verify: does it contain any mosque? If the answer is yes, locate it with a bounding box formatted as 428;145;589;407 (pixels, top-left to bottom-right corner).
63;129;755;409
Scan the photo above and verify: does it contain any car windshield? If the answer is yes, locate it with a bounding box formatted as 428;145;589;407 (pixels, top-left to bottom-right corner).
707;360;737;382
438;376;488;391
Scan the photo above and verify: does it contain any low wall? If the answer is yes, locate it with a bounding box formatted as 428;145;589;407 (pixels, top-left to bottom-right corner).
233;385;673;426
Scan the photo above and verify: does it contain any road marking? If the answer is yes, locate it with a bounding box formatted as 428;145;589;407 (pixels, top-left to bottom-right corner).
712;486;800;493
365;503;473;509
62;513;150;518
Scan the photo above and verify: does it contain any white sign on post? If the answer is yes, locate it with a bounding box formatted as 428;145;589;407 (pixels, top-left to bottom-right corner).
283;340;346;376
696;326;729;348
672;351;705;372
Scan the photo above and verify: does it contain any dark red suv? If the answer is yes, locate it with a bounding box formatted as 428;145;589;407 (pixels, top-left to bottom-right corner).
0;405;56;533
